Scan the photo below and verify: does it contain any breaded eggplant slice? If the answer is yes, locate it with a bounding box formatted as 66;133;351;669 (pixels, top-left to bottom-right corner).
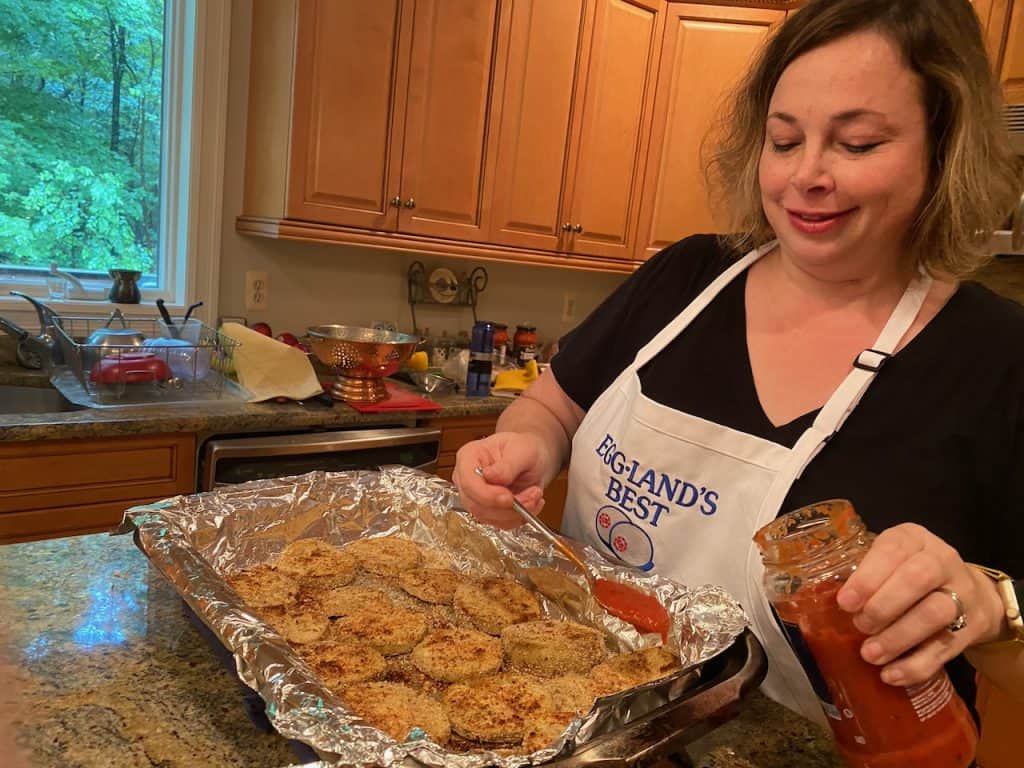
225;564;298;609
274;538;357;587
261;604;329;645
548;673;600;714
411;627;503;682
300;640;387;689
313;585;393;618
342;681;450;744
454;577;542;636
330;606;428;655
501;619;607;676
344;535;423;576
590;646;680;695
398;567;465;604
522;710;577;753
443;673;553;743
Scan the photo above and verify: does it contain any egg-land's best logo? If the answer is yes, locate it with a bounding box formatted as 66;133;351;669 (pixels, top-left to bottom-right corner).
591;433;721;570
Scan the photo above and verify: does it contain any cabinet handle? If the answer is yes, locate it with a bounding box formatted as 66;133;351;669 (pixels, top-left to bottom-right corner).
404;197;416;209
561;222;572;232
390;196;401;208
572;224;583;233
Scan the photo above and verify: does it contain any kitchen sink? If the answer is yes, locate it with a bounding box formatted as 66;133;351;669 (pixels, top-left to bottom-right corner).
0;385;84;414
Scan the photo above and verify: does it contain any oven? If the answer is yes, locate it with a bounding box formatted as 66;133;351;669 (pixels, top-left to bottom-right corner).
198;427;442;491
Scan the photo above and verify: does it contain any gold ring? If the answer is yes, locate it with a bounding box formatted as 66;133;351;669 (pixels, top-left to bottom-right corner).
936;587;967;632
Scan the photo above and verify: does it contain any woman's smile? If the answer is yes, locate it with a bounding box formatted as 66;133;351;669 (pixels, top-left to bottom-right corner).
786;207;858;234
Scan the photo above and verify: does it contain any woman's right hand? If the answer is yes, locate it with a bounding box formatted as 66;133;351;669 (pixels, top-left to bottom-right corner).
453;431;552;528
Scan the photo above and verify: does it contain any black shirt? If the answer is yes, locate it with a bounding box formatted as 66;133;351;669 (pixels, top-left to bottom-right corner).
552;234;1024;709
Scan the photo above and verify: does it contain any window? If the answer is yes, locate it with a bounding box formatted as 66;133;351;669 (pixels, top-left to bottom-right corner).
0;0;227;317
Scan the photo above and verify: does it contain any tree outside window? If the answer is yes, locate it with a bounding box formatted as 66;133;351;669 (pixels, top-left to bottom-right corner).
0;0;164;280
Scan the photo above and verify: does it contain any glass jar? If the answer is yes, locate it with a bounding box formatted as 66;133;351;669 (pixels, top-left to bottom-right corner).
466;321;494;397
492;323;509;368
754;500;977;768
512;324;537;367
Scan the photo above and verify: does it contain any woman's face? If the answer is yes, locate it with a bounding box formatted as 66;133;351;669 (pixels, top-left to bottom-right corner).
758;30;930;278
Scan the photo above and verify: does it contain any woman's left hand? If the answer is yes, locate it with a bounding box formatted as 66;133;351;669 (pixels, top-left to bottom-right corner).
837;522;1010;686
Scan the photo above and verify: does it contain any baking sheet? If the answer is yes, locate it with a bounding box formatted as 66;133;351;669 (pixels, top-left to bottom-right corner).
121;467;748;767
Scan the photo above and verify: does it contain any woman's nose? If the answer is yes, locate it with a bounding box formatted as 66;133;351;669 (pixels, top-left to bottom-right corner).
790;146;835;194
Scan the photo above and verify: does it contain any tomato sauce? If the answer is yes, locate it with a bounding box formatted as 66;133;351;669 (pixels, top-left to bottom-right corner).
593;578;670;640
773;579;977;768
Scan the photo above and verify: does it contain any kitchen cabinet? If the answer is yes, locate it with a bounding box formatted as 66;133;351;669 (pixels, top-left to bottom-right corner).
245;0;502;243
635;3;784;260
427;413;568;531
563;0;665;260
0;433;196;544
995;1;1024;103
488;0;665;261
975;672;1021;768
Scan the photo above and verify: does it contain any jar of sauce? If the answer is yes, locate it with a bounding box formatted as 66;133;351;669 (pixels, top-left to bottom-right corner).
492;323;509;368
512;324;537;367
754;500;977;768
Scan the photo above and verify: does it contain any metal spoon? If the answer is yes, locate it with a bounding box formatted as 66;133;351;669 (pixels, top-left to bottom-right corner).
473;466;673;637
474;466;595;585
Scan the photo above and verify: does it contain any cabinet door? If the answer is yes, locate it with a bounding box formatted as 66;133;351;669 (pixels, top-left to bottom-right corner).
635;4;782;261
562;0;665;260
485;0;587;252
287;0;412;229
397;0;502;241
998;1;1024;103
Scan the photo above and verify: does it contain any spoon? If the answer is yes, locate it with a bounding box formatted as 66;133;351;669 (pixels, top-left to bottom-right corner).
473;466;671;638
475;465;595;584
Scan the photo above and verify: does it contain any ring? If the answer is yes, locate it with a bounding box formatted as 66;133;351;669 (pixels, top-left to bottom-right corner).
936;587;967;632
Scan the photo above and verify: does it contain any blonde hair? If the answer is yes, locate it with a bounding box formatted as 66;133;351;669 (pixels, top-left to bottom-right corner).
704;0;1022;278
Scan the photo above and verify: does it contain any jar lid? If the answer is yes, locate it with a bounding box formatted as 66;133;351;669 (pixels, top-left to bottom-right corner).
516;324;536;331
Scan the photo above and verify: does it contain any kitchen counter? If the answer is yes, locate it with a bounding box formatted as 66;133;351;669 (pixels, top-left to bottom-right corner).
0;364;510;442
0;534;845;768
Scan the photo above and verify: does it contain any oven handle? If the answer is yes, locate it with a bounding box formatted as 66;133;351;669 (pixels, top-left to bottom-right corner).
551;630;767;768
200;427;442;491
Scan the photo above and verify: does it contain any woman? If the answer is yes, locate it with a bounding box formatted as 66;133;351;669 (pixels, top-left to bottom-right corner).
455;0;1023;726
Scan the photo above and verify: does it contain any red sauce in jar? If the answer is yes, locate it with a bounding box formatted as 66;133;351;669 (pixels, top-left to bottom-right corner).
773;579;978;768
594;578;670;641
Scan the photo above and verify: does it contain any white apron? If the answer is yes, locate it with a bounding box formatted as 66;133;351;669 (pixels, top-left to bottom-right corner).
561;243;932;724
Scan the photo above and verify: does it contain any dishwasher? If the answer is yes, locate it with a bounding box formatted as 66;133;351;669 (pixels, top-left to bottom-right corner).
197;426;442;491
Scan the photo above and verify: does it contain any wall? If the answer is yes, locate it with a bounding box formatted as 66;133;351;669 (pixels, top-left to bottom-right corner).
217;1;626;347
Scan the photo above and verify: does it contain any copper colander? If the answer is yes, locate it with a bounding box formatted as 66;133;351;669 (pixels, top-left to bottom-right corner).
306;324;419;403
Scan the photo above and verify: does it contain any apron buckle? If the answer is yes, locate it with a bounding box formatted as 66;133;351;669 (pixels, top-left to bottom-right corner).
853;348;892;372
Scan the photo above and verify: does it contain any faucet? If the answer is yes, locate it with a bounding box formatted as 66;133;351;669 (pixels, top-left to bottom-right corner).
0;292;64;370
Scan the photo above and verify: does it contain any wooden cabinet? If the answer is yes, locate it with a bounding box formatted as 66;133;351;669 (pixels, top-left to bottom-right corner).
487;0;665;261
0;433;196;544
426;413;568;531
635;3;783;260
975;672;1021;768
247;0;502;243
486;0;587;252
996;2;1024;103
563;0;665;260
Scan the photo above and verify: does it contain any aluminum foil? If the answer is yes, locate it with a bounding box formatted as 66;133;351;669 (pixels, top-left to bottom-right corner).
121;467;748;767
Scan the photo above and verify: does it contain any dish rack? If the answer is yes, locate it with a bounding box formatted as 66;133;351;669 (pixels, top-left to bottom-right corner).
52;312;241;406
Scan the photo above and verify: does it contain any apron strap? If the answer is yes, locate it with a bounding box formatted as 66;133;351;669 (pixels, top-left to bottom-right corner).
758;267;934;522
632;242;776;371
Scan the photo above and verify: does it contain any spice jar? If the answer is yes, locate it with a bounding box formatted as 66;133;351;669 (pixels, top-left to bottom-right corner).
754;500;977;768
492;323;509;368
466;321;494;397
512;324;537;367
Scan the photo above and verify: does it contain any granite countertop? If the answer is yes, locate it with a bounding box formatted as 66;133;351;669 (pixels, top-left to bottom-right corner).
0;534;845;768
0;364;509;442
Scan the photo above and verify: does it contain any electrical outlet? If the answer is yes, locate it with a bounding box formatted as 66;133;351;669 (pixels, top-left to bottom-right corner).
561;291;577;322
245;271;268;311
